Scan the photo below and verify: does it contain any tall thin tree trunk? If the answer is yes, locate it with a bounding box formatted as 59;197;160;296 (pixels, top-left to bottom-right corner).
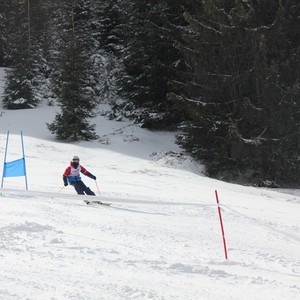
71;0;77;50
27;0;31;46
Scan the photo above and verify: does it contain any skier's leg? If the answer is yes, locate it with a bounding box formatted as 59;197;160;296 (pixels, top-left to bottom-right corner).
71;182;84;195
85;187;96;196
81;181;96;195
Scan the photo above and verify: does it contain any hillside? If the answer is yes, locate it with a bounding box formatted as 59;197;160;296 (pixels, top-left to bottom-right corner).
0;68;300;300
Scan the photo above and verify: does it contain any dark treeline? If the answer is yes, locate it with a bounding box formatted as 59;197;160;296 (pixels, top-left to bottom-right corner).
1;0;300;187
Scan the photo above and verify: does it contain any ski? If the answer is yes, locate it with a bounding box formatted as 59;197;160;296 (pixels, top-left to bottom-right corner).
83;199;111;206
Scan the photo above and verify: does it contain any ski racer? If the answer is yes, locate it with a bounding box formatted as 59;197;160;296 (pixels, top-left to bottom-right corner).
63;156;96;195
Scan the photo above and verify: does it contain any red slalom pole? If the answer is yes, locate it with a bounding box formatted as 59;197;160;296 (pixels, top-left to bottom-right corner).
215;190;228;260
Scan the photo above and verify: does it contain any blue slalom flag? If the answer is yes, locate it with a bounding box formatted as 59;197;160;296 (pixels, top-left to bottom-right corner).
1;130;28;190
3;158;26;177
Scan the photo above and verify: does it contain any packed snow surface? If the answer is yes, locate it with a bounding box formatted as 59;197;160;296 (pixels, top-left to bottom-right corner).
0;68;299;299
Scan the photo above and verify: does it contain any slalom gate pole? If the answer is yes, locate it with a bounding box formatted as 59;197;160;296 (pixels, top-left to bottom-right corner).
1;130;9;188
20;131;28;190
95;180;101;196
215;190;228;260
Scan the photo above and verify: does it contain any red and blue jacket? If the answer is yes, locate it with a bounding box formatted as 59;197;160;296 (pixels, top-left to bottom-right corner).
63;163;95;184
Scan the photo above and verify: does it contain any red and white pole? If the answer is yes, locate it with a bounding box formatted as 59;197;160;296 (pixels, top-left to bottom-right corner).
95;180;101;196
215;190;228;260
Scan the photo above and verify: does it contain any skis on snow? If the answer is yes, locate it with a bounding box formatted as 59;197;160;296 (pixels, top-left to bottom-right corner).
83;199;111;206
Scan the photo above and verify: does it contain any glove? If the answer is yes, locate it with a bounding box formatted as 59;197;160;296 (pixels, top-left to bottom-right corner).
64;182;68;186
87;173;96;180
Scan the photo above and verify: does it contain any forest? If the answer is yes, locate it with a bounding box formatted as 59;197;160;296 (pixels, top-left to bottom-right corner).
1;0;300;187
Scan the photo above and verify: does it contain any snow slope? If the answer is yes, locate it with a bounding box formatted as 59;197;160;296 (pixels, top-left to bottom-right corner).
0;68;299;300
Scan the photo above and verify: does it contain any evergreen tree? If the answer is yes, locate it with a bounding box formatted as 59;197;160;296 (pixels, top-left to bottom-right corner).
176;0;300;186
47;0;98;141
115;0;186;129
47;45;98;141
3;1;36;109
2;0;52;109
248;0;300;185
93;0;125;55
0;7;6;66
3;49;38;109
0;0;18;66
88;0;125;105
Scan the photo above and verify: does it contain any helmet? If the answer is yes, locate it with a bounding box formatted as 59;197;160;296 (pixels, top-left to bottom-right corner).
72;155;80;162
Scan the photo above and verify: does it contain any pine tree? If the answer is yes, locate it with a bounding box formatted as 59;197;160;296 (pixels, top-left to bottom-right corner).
2;0;52;109
93;0;125;55
3;1;36;109
116;0;186;129
47;0;98;141
47;45;98;141
0;0;18;66
174;1;244;177
249;0;300;185
0;6;6;66
88;0;125;105
175;0;300;186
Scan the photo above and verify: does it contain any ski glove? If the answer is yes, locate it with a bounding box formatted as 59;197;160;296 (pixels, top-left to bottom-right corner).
63;176;68;186
87;173;96;180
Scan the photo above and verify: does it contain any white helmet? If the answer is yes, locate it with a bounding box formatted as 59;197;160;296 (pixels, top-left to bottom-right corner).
72;155;80;162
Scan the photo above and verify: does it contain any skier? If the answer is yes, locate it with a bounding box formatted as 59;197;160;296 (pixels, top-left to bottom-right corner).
63;156;96;195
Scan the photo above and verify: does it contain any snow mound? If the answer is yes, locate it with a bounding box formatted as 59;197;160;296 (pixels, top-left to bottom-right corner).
150;151;205;174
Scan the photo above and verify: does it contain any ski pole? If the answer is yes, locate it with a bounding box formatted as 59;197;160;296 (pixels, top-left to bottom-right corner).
57;186;65;193
95;180;101;196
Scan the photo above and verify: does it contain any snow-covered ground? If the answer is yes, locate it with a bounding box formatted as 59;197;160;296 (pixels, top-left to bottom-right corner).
0;68;299;300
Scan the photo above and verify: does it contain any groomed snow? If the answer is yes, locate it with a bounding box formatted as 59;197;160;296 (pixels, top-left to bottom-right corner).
0;68;299;300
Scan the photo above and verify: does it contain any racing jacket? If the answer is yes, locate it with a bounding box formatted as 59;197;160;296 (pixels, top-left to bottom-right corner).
63;163;95;184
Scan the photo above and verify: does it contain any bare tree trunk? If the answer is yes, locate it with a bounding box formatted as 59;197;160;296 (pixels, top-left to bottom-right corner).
71;0;77;49
27;0;31;46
